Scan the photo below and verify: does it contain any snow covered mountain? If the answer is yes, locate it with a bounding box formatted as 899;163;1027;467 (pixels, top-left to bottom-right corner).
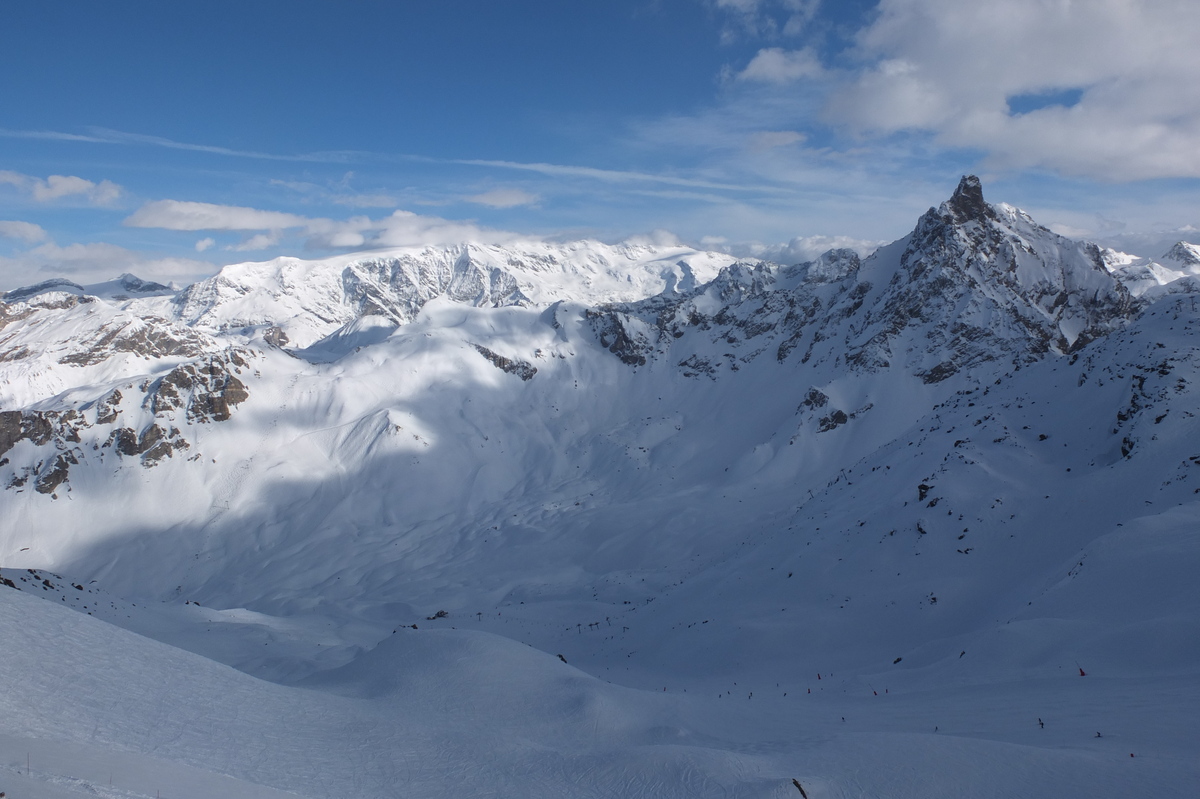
168;240;742;348
1102;237;1200;297
1;177;1198;798
590;176;1135;376
1;272;175;303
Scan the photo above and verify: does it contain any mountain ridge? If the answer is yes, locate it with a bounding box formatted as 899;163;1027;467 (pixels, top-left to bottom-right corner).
1;176;1198;798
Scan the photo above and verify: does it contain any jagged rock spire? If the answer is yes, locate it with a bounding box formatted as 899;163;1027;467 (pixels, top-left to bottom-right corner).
943;175;991;224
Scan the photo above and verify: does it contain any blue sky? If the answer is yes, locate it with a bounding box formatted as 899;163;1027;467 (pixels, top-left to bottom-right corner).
2;0;1200;288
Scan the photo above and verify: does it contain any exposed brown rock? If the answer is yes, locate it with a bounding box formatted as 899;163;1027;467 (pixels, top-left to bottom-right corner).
472;345;537;381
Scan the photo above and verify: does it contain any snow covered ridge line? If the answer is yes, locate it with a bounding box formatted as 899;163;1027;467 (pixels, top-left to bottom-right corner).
168;240;744;348
0;290;214;371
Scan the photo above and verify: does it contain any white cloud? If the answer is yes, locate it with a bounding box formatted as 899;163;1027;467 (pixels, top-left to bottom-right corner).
0;170;123;206
715;0;760;12
701;233;883;263
269;179;320;194
321;230;368;248
270;177;396;208
0;241;214;290
465;189;540;208
125;200;307;231
623;229;683;248
331;192;397;208
228;231;283;252
125;198;522;252
0;126;346;164
763;234;885;263
359;210;520;249
825;0;1200;180
194;237;216;252
1046;222;1094;240
629;188;738;205
737;48;823;83
454;157;776;193
0;220;49;244
711;0;820;40
747;130;805;151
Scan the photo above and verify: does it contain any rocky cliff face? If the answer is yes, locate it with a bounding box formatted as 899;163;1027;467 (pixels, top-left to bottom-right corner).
0;288;253;496
585;177;1139;384
0;347;252;496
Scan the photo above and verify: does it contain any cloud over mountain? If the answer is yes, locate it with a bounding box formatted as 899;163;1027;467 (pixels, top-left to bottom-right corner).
824;0;1200;180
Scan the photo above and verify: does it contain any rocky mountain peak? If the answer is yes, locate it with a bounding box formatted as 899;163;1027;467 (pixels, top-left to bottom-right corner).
590;176;1142;385
1162;241;1200;267
114;273;171;294
801;248;861;283
940;175;992;225
2;278;86;303
886;174;1140;366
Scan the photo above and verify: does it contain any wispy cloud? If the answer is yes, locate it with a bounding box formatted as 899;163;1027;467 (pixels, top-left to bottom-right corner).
741;233;887;263
124;200;307;231
368;210;521;248
0;170;123;206
122;198;522;253
298;210;522;250
710;0;820;41
0;126;352;164
0;240;213;289
0;220;49;244
270;176;397;208
331;192;399;208
464;188;540;208
453;157;785;193
1;125;794;199
746;130;805;151
228;232;284;252
626;188;738;205
87;127;321;161
736;47;824;83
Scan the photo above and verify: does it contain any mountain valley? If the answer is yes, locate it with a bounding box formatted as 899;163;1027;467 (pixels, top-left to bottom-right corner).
1;177;1197;798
